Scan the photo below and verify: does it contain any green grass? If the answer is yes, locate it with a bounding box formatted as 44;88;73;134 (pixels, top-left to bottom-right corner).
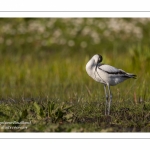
0;18;150;132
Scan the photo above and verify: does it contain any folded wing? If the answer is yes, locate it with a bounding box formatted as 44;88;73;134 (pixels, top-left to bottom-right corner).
98;64;136;79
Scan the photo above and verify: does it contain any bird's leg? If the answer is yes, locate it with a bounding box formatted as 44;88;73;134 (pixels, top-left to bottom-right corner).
107;84;112;115
104;85;108;115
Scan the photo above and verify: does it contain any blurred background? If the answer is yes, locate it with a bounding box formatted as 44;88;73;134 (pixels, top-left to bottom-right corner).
0;18;150;98
1;18;150;55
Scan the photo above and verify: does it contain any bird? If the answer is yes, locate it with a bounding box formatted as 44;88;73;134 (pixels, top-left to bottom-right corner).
86;54;136;115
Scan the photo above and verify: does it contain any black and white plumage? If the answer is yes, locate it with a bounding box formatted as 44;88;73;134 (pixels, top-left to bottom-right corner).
86;54;136;115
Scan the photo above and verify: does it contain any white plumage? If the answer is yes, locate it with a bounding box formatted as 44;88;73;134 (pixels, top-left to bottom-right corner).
86;54;136;115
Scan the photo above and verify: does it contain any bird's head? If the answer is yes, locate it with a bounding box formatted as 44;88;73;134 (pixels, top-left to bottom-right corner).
92;54;103;65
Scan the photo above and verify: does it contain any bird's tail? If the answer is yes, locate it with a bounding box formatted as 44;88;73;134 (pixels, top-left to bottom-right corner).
127;73;137;79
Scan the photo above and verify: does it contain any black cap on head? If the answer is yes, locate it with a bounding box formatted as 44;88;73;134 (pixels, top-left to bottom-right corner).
97;54;103;62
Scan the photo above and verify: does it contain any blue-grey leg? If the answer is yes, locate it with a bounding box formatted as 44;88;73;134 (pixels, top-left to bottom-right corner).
104;85;108;115
107;84;112;115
